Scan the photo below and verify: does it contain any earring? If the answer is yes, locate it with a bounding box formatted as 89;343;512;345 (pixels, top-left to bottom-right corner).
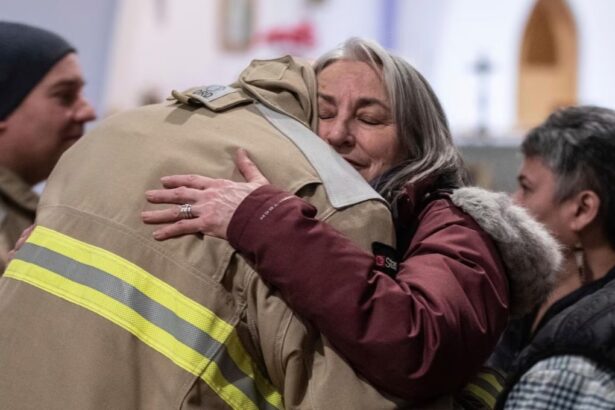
573;242;587;284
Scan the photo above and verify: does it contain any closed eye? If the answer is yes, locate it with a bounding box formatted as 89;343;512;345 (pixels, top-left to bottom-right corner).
359;117;381;125
319;111;335;120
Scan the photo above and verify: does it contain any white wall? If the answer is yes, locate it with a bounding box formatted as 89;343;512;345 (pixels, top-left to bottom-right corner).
309;0;383;55
103;0;220;113
569;0;615;108
396;0;450;76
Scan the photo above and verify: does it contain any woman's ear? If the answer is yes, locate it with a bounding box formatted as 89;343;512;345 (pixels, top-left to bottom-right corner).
570;190;601;232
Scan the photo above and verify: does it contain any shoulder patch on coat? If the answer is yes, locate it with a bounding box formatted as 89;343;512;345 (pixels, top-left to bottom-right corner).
170;85;251;112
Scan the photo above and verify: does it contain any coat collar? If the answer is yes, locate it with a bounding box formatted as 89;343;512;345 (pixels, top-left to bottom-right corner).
450;187;562;318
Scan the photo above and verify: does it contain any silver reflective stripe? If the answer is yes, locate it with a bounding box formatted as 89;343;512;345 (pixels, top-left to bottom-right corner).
254;103;385;209
17;242;278;410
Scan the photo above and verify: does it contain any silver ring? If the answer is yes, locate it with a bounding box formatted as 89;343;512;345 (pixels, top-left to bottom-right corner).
179;203;194;219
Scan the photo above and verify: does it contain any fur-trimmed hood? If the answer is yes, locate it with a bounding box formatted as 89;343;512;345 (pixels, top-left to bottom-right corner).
450;187;562;318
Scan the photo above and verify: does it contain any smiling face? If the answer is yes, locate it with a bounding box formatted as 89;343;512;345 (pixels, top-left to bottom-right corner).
316;60;404;182
0;53;96;184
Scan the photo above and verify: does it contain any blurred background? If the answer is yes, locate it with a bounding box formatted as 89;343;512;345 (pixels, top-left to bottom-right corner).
4;0;615;192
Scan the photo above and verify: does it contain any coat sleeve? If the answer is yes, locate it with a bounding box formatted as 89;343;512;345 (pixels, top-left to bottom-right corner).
228;185;509;402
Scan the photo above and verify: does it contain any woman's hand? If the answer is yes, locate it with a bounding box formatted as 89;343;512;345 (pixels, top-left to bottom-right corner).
142;148;269;240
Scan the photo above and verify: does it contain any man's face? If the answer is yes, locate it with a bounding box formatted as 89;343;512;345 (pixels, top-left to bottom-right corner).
513;156;576;247
0;53;96;184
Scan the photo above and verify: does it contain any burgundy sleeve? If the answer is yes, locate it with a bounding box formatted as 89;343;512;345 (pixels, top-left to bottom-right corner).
228;185;509;402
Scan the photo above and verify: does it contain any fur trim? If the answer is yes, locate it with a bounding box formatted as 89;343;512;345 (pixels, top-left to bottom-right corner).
451;187;562;318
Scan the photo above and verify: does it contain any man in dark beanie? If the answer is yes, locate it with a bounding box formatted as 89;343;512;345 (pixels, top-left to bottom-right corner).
0;21;96;272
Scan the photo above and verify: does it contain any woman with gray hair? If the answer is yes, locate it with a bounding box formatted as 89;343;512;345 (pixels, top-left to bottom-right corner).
488;106;615;409
143;38;558;403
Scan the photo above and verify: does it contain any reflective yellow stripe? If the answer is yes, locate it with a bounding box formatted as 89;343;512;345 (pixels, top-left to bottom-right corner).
460;369;504;409
480;371;504;391
27;226;233;343
465;383;497;409
5;226;283;410
7;259;207;374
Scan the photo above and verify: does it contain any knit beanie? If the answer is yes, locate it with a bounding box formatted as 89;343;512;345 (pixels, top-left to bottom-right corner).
0;21;76;120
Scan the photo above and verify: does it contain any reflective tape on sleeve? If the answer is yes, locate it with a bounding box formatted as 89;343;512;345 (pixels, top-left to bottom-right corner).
456;367;505;409
4;226;283;410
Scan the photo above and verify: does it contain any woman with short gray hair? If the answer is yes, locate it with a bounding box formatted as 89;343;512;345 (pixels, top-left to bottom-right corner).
490;106;615;409
143;38;559;403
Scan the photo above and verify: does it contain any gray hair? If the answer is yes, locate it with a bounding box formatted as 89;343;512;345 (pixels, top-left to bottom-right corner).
314;37;466;202
522;105;615;247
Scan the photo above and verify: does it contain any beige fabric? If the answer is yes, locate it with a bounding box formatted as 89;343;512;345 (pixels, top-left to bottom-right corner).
0;166;37;273
0;56;448;409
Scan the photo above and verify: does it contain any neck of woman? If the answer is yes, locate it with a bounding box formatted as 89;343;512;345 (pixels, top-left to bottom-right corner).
584;241;615;282
531;256;581;332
